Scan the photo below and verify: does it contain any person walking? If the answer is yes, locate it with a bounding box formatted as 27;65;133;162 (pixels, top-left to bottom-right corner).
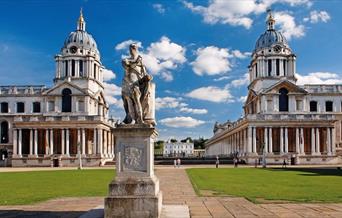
177;158;181;168
282;159;287;168
174;159;177;168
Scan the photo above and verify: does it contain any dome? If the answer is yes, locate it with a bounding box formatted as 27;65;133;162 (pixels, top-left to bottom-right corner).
255;29;288;50
254;10;289;51
62;9;99;54
63;30;98;51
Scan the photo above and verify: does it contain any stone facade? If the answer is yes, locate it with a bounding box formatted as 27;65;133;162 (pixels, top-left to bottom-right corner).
0;11;115;167
163;140;194;157
206;11;342;165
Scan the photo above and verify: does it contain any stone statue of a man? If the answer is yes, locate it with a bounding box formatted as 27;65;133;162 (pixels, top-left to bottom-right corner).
121;44;156;126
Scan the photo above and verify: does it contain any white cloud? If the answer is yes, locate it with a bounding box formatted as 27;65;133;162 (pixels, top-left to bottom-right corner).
153;3;166;14
214;76;230;82
103;83;122;106
231;50;251;59
191;46;231;76
296;72;342;85
231;73;250;87
186;86;234;103
238;96;247;103
304;10;330;23
179;107;208;114
183;0;311;29
274;11;305;40
102;68;116;81
160;116;205;128
160;71;174;82
155;97;187;110
115;39;142;51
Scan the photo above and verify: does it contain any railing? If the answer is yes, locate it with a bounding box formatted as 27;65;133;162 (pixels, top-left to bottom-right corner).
246;113;335;121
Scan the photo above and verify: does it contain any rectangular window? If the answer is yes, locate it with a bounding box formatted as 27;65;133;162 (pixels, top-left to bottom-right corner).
283;60;286;75
78;100;85;112
48;101;55;112
326;101;333;112
65;61;68;77
268;59;272;76
79;60;83;76
72;60;75;77
94;64;97;79
17;102;25;113
310;101;317;112
296;100;303;111
255;63;258;78
276;59;280;76
33;102;41;113
1;102;8;113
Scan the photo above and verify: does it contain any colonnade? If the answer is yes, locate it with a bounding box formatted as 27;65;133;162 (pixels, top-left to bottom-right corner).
12;127;114;158
206;126;336;157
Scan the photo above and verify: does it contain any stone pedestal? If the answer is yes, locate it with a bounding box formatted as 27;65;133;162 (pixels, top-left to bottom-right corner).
105;125;162;218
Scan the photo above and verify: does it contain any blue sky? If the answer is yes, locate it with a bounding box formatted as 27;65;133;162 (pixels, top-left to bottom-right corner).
0;0;341;140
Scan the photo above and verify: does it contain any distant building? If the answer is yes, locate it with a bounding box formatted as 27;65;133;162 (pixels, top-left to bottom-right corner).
206;11;342;165
193;149;206;157
0;11;115;167
163;140;194;157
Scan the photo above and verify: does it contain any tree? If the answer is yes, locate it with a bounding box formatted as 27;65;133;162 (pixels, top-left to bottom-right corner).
180;137;193;143
170;138;177;143
193;137;208;149
154;140;164;150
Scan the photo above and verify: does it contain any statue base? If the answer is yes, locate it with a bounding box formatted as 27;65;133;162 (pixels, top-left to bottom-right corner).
104;125;162;218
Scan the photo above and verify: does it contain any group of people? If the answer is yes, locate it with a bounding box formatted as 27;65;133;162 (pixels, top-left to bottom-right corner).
173;158;181;168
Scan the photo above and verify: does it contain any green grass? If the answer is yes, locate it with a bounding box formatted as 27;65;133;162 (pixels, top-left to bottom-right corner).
187;168;342;203
0;169;115;205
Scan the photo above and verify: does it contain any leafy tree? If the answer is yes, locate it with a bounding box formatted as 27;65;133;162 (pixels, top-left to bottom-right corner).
193;137;208;149
154;140;164;150
180;137;193;143
170;138;177;143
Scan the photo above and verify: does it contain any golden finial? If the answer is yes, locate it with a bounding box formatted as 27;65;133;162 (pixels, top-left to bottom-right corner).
79;7;84;22
266;8;275;30
77;7;86;31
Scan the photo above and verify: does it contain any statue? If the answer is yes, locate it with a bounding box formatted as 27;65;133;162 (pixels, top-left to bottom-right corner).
121;44;156;126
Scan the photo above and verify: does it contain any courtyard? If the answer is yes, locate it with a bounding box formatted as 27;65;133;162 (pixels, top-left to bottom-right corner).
0;166;342;217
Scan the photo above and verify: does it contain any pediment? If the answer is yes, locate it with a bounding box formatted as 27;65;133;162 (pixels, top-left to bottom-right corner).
44;81;87;96
245;89;257;105
262;80;307;94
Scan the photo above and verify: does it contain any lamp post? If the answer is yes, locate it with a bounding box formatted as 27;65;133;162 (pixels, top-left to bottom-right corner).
261;142;266;168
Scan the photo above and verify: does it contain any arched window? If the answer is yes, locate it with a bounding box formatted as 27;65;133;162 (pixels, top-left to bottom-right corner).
62;88;72;112
279;88;289;112
0;121;9;143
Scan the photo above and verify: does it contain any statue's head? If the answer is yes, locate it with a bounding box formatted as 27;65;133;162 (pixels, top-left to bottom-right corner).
129;43;139;57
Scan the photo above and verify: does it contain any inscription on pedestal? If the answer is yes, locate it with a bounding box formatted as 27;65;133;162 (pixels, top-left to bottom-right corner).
119;142;147;173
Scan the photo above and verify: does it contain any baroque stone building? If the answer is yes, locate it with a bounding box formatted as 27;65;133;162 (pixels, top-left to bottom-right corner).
206;11;342;164
0;11;115;167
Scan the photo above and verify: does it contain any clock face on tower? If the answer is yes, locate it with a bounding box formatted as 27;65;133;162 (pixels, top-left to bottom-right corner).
274;45;282;53
70;46;78;54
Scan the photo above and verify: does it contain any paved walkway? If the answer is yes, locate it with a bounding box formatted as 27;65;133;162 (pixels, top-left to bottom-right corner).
156;167;342;218
0;167;342;217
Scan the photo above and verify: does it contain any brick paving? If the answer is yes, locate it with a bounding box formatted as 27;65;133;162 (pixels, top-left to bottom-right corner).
0;167;342;217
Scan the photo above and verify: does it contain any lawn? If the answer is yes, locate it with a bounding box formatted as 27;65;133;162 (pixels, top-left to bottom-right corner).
187;168;342;203
0;169;115;205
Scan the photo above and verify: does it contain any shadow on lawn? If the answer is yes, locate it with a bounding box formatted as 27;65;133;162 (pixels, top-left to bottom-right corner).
0;210;85;218
266;167;342;176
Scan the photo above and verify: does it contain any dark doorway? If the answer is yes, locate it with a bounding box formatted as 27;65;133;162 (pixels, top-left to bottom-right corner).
62;88;72;112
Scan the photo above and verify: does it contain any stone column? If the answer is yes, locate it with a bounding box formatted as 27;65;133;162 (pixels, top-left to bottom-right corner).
98;129;103;156
18;129;22;157
50;129;54;155
269;127;273;153
12;129;17;156
327;127;331;155
29;129;33;155
332;128;336;155
284;127;289;153
93;128;97;155
311;128;316;155
252;127;257;154
316;128;320;155
295;128;300;154
45;129;49;155
300;128;305;154
82;129;86;155
264;127;268;153
34;129;38;156
61;129;65;155
66;129;70;156
280;127;284;153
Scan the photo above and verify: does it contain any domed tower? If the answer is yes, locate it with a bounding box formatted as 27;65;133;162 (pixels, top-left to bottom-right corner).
248;10;297;92
54;9;104;94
